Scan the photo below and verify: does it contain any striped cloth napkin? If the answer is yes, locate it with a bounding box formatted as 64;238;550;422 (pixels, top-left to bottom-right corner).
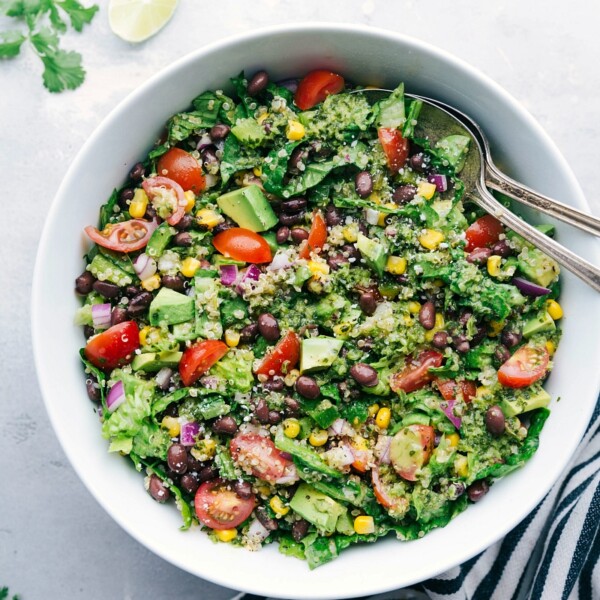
236;397;600;600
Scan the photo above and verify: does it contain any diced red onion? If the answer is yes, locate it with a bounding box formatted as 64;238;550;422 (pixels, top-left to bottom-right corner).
336;443;356;467
440;399;462;429
328;418;350;436
275;462;299;484
180;421;200;446
204;173;218;189
376;435;392;465
91;303;112;330
279;451;293;461
267;251;293;271
220;264;238;286
236;264;261;293
276;78;299;93
428;173;448;192
247;518;270;542
512;277;551;297
133;253;157;281
196;133;212;151
106;380;125;413
155;367;173;389
365;208;380;225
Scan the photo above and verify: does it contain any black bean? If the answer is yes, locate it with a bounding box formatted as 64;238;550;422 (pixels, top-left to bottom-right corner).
201;146;219;170
233;480;254;499
284;397;300;416
494;344;511;364
83;325;94;339
281;198;307;214
453;334;470;354
239;322;259;344
187;454;203;473
212;416;238;435
279;212;304;227
288;146;308;174
392;185;417;204
359;291;378;316
86;377;100;402
466;247;492;265
257;313;280;342
485;405;506;437
124;285;141;297
459;311;473;327
409;153;427;173
148;474;170;503
292;519;309;542
295;375;320;399
144;204;157;221
129;162;145;182
419;300;436;330
247;70;269;96
358;222;368;236
173;214;193;232
327;253;349;271
432;330;449;349
349;363;379;387
210;123;230;141
198;465;218;482
342;244;361;261
501;330;522;348
75;271;95;295
268;410;283;425
309;140;331;158
167;444;188;474
179;473;200;495
212;219;234;235
161;274;186;292
254;398;270;424
127;291;153;317
174;232;193;247
263;378;284;392
276;227;290;244
325;204;343;226
92;280;120;299
290;227;309;244
256;506;278;531
467;480;489;502
111;306;128;326
491;240;512;258
471;326;487;348
355;171;373;198
119;187;134;209
447;482;466;500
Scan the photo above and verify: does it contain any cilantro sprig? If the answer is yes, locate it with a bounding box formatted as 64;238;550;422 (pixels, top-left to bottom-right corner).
0;0;99;92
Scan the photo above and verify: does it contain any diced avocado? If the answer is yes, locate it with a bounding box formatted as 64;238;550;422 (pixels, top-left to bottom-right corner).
146;222;175;258
356;233;388;277
217;184;278;232
305;399;340;429
517;247;560;288
171;320;196;342
289;483;347;534
294;264;312;287
230;117;266;147
132;351;183;372
149;288;194;326
500;385;551;417
435;134;470;173
335;511;355;536
300;337;344;373
88;254;133;287
212;255;246;267
523;311;556;339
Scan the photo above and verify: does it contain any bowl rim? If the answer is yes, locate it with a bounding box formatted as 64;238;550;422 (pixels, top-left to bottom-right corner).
32;21;600;599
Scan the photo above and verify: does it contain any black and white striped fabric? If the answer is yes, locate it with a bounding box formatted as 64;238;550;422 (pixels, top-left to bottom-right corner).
236;396;600;600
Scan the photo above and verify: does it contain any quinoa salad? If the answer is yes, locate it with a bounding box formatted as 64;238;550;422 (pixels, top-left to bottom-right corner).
75;69;563;569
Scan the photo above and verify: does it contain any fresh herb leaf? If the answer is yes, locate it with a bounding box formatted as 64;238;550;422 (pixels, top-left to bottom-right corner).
56;0;98;32
99;188;119;229
0;30;26;57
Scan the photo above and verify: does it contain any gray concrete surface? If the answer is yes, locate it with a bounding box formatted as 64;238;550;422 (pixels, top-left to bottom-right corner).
1;1;599;598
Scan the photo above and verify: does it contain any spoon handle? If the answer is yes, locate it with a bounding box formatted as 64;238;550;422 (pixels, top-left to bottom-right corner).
473;185;600;293
484;164;600;237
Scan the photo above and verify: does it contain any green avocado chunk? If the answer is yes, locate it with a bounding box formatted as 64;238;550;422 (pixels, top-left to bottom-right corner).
289;483;347;534
148;287;194;326
523;311;556;339
300;337;344;373
517;247;560;288
216;184;278;232
499;385;551;417
132;351;183;372
356;233;388;277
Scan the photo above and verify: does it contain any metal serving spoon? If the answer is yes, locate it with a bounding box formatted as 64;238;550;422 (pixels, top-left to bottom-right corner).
354;89;600;293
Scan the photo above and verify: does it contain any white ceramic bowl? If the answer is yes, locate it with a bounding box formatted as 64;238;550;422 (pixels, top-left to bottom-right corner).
32;23;600;599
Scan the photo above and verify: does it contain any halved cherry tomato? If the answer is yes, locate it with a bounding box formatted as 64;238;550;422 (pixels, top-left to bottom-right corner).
389;350;444;394
179;340;229;386
464;215;504;252
294;70;345;110
84;321;140;371
389;425;435;481
435;379;477;404
142;176;187;226
378;128;409;173
299;211;327;259
84;219;157;253
194;479;256;530
212;228;272;264
157;148;205;194
254;331;300;377
498;344;549;388
371;465;409;516
230;433;293;482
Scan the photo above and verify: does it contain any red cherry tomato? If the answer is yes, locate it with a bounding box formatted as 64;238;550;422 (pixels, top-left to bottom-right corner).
230;433;293;482
435;379;477;404
212;228;272;264
157;148;206;194
390;350;444;394
84;219;157;253
179;340;229;386
371;465;409;515
142;176;187;226
378;128;409;173
254;331;300;377
299;211;327;259
390;425;435;481
498;345;549;388
194;479;256;530
84;321;140;371
464;215;504;252
294;70;345;110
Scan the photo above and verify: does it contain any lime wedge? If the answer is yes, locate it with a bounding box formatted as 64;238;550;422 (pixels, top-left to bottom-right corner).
108;0;179;43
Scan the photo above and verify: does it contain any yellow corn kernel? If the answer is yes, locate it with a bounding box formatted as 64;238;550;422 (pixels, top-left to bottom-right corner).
367;403;380;418
447;433;460;448
283;418;301;439
418;229;445;250
139;326;152;346
342;224;358;243
286;120;305;141
253;166;263;177
353;515;375;535
309;429;328;447
546;299;563;320
270;496;290;516
368;192;382;205
403;315;414;326
161;416;180;438
257;112;269;125
141;274;161;291
225;329;240;348
487;255;502;277
193;438;217;461
215;528;237;542
489;320;505;337
307;260;330;277
545;340;556;356
408;301;422;314
424;313;445;342
476;385;491;399
129;188;148;218
417;181;437;200
180;257;201;278
196;208;224;229
183;190;196;213
375;407;391;429
377;212;387;227
386;256;407;275
283;369;300;387
454;454;469;478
